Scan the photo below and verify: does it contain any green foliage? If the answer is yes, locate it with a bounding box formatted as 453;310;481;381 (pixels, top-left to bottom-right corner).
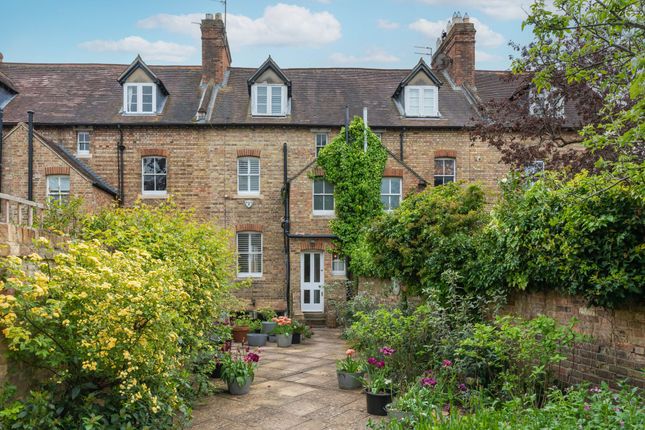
220;347;260;388
456;315;579;405
326;284;383;331
484;171;644;307
367;183;487;298
316;117;388;274
336;350;363;373
40;197;87;237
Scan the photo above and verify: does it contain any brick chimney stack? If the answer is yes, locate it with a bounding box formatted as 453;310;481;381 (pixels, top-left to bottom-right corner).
431;12;476;87
201;12;231;84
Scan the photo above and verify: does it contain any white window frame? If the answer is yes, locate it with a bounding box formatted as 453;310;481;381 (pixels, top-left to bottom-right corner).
123;83;156;114
312;178;335;216
251;83;287;116
529;88;565;118
141;156;168;197
381;177;402;212
237;232;263;277
315;133;328;157
76;131;90;157
331;254;346;276
404;85;438;117
237;157;261;196
46;175;70;203
434;158;456;186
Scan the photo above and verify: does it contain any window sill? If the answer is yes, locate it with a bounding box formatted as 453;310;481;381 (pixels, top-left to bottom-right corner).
251;114;288;118
76;153;91;159
122;112;158;116
237;274;263;279
234;194;263;199
140;193;169;200
332;272;347;277
313;212;335;218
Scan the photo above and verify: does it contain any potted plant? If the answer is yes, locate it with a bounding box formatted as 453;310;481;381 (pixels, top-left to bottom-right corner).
291;320;311;344
272;316;293;347
259;308;278;335
336;348;364;390
363;346;397;416
220;347;261;395
232;316;252;343
246;319;268;346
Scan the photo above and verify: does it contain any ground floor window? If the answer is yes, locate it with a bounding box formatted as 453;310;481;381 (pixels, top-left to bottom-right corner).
47;175;70;202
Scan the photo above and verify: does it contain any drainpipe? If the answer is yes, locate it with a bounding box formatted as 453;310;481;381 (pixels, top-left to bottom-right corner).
117;125;125;205
399;127;406;161
0;108;4;193
27;111;34;201
282;142;292;316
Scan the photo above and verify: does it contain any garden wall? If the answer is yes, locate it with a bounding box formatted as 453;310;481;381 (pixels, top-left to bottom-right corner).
504;291;645;389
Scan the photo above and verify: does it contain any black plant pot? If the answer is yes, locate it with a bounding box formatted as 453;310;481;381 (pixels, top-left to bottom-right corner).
365;390;394;416
292;333;302;344
210;362;223;379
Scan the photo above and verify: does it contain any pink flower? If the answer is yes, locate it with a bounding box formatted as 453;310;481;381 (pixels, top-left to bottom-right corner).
589;386;601;394
442;359;453;367
375;360;385;368
584;404;591;411
367;357;378;366
345;349;356;356
379;346;396;356
421;377;437;387
458;383;468;392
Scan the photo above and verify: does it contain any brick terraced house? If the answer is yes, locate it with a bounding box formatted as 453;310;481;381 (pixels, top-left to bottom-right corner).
0;13;556;320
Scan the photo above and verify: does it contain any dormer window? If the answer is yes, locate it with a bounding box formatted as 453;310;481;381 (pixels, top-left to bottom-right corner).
252;84;287;116
124;83;156;114
405;86;438;117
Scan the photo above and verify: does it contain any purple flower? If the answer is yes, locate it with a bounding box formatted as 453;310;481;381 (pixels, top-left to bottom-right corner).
458;383;468;392
584;404;590;411
443;404;451;414
367;357;378;366
375;360;385;369
421;377;437;388
589;386;601;394
380;346;396;356
244;352;260;363
442;359;453;367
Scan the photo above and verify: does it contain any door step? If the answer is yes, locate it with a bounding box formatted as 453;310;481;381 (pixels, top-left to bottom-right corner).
304;312;327;327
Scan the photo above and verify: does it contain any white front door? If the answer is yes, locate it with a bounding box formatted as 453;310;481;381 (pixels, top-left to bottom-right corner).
301;251;324;312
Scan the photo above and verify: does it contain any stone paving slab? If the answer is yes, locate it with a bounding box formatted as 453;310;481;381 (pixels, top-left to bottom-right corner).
191;328;384;430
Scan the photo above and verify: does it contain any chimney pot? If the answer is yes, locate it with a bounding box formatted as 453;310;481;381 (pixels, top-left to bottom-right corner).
201;11;231;84
432;16;476;86
215;12;222;20
0;52;3;63
205;13;213;20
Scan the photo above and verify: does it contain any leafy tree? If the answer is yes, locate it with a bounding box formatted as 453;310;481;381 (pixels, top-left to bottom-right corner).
316;117;388;276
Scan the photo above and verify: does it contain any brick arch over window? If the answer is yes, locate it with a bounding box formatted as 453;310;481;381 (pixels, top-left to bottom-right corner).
140;148;169;157
236;223;263;232
434;149;457;158
299;240;327;251
383;167;403;177
44;166;70;176
237;149;261;157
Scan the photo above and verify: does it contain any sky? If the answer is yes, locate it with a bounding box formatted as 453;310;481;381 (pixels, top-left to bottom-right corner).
1;0;539;70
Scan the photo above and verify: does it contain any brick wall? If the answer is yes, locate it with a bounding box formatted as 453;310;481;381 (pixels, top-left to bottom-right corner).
504;291;645;389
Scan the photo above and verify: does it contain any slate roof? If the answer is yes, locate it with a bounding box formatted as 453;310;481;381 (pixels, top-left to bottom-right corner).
0;63;202;125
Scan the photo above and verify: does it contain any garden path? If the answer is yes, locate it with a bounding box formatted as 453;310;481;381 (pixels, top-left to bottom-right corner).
191;328;382;429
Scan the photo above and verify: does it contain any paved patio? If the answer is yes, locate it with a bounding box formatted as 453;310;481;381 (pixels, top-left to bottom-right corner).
191;328;382;429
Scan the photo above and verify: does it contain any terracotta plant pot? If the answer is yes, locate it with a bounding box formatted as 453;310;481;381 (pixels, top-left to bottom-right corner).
276;333;292;347
232;326;249;343
365;390;394;416
337;371;363;390
246;333;268;347
292;332;302;344
227;377;253;395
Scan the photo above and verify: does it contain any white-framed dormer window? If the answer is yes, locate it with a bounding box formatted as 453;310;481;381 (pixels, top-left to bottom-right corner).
252;84;287;116
434;158;456;186
313;178;334;216
405;86;438;117
124;83;156;114
237;157;260;195
529;88;565;118
47;175;70;203
332;254;346;276
141;156;167;196
381;178;402;211
315;133;328;157
237;232;263;277
76;131;90;156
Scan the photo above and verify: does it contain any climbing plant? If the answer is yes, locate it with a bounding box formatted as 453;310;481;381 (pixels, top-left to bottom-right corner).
316;117;387;275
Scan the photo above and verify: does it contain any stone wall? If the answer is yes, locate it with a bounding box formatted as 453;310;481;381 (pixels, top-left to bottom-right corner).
504;291;645;389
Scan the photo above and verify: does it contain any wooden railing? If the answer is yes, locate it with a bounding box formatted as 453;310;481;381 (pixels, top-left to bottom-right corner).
0;193;45;229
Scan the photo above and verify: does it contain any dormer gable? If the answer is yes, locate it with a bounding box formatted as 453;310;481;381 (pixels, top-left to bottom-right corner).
247;56;291;117
118;55;168;115
0;69;19;109
394;59;442;118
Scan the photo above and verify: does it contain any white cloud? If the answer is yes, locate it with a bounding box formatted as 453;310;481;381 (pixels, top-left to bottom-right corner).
329;49;400;65
476;50;502;63
138;3;341;47
377;19;400;30
409;16;505;48
79;36;196;63
417;0;535;20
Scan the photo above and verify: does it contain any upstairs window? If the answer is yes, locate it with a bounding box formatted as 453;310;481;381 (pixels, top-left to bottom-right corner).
77;131;90;156
313;178;334;216
434;158;455;186
124;83;156;114
381;178;401;211
47;175;70;203
142;156;167;196
237;232;263;277
529;88;565;118
238;157;260;195
252;84;287;116
315;133;328;156
405;86;438;117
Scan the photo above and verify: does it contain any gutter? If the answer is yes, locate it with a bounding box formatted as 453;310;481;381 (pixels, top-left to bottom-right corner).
27;111;34;201
282;143;292;316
